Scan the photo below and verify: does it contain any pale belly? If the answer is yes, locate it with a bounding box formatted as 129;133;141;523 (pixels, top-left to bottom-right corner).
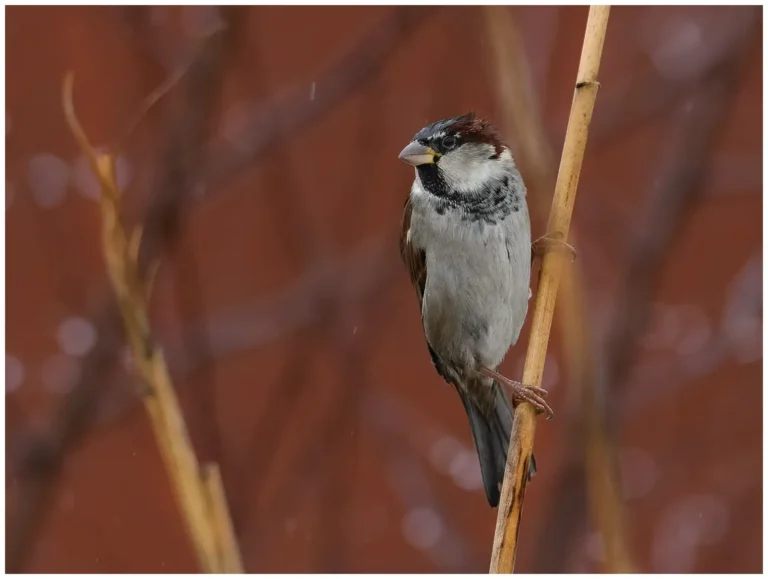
419;219;530;374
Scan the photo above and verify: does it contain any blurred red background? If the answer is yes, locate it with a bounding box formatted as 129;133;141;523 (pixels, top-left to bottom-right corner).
5;5;762;573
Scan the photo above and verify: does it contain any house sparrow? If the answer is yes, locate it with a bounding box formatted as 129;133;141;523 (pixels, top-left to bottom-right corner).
398;113;554;507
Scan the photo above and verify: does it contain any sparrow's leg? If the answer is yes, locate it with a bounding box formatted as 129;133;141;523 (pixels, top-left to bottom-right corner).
531;232;577;264
478;365;555;419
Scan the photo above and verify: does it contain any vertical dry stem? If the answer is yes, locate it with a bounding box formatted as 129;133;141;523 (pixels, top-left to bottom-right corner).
489;6;611;573
484;5;632;572
62;74;243;573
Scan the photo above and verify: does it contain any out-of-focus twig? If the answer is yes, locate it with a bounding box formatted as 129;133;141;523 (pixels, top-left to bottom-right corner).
601;42;757;409
62;73;243;574
488;6;610;573
194;13;420;564
201;463;243;572
484;5;633;572
483;6;557;199
6;23;228;572
7;9;428;571
199;6;430;195
559;266;633;571
39;233;401;448
109;22;222;153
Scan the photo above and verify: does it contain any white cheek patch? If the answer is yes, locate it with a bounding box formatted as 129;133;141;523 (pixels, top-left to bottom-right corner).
441;146;512;192
462;160;503;188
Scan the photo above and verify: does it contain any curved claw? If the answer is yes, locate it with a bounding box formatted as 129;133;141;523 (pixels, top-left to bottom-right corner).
478;365;556;420
524;385;549;397
517;388;555;420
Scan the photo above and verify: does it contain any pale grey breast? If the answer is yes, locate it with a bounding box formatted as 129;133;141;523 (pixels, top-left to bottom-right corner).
409;181;531;375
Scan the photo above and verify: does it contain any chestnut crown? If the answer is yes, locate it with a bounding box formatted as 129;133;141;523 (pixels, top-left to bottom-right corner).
411;112;506;158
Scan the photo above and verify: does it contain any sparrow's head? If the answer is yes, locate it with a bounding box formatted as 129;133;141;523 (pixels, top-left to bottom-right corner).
398;113;511;195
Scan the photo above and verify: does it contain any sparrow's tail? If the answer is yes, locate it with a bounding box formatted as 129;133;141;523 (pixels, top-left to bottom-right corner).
459;381;536;508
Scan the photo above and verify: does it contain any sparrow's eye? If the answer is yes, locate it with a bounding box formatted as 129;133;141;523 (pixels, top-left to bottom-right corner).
441;135;457;150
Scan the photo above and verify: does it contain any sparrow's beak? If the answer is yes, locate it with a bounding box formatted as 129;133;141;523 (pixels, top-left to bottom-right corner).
398;141;438;166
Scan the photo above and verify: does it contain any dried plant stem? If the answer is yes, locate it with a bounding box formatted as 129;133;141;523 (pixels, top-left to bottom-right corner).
489;6;610;573
62;73;243;574
484;6;632;572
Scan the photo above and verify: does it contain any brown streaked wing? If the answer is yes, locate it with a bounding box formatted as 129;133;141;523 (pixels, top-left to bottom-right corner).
399;196;427;307
399;196;454;386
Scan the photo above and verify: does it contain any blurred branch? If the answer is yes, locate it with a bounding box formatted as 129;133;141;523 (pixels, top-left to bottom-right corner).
199;6;430;196
110;27;221;153
43;233;400;444
169;243;225;463
315;313;367;571
7;9;428;571
6;300;124;573
602;47;757;405
6;25;228;573
314;76;388;572
559;267;632;571
230;330;319;537
202;463;243;572
122;9;229;468
228;44;388;568
484;6;632;572
175;234;398;375
162;8;430;516
200;239;399;539
484;7;557;196
533;13;758;571
62;74;242;573
488;6;610;573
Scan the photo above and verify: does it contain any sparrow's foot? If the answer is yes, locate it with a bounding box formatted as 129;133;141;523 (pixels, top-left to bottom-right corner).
531;232;577;264
478;366;555;420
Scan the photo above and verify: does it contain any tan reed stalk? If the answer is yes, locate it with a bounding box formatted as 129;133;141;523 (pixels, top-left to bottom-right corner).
488;6;611;573
62;73;243;574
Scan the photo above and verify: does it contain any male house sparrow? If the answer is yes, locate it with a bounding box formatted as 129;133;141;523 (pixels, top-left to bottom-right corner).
398;113;554;507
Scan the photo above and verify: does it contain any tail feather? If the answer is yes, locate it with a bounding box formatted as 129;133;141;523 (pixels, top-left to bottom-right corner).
459;381;536;508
